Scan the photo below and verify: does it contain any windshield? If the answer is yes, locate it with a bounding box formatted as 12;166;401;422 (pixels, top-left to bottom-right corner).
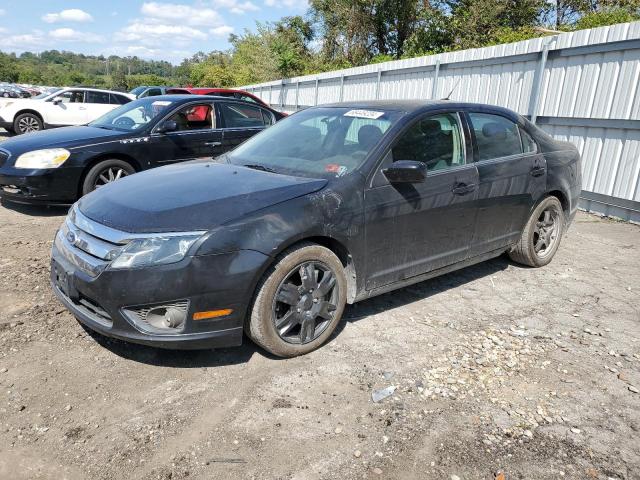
129;86;146;96
35;88;61;100
226;107;403;178
89;97;178;131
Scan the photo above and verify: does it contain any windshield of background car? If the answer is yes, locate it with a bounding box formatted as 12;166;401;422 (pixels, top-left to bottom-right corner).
89;97;178;131
34;88;61;99
226;107;403;178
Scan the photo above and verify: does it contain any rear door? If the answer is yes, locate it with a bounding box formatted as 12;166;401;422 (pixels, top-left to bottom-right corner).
217;102;272;151
148;101;224;166
364;111;479;290
465;111;547;256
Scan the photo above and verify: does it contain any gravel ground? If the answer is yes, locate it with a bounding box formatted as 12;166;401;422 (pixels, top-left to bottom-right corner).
0;165;639;479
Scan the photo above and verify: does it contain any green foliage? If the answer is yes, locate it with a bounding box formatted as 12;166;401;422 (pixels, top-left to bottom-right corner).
575;8;640;28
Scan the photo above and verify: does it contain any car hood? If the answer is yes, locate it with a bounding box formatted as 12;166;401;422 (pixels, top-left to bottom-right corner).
78;162;328;233
0;126;126;156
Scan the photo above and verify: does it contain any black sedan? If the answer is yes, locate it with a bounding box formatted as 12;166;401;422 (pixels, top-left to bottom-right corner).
0;95;285;204
51;100;581;357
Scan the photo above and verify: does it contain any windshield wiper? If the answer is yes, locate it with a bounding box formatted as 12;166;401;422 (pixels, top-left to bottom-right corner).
243;164;278;174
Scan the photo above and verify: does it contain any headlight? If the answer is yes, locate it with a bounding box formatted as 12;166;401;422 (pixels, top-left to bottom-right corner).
109;235;202;270
15;149;70;169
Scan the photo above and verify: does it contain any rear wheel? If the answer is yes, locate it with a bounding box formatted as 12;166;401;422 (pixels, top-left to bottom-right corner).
246;243;347;357
81;159;135;196
14;113;43;135
509;196;564;267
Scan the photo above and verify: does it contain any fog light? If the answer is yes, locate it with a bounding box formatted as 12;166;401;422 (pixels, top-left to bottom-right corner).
123;301;189;334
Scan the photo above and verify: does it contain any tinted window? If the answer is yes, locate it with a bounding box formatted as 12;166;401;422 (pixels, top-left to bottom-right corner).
392;113;465;171
147;88;162;97
85;91;110;104
110;94;131;105
261;110;274;126
167;103;214;131
469;113;522;160
55;90;84;103
220;103;265;128
520;128;537;153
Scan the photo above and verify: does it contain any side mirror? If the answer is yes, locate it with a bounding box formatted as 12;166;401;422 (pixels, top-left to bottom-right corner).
52;98;62;105
383;160;427;184
157;119;177;134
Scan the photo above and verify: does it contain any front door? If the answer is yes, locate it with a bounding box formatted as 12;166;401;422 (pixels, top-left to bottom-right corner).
364;112;480;290
148;102;224;166
465;112;547;256
44;90;88;126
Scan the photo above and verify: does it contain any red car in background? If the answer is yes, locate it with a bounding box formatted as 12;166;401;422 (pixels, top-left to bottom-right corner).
166;87;273;109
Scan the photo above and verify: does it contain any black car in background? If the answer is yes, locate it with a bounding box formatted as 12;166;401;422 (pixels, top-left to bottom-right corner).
50;100;581;357
0;95;285;204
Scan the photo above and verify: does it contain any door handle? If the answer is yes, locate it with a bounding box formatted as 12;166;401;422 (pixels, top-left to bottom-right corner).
452;183;477;195
530;167;545;177
79;107;87;110
204;141;222;147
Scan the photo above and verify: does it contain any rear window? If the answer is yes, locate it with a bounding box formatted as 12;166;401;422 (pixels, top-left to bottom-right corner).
219;103;266;128
110;94;131;105
469;113;522;160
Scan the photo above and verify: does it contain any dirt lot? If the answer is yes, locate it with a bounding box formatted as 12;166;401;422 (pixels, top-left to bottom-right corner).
0;151;639;479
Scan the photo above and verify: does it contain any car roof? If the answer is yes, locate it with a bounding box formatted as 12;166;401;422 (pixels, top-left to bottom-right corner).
319;100;521;118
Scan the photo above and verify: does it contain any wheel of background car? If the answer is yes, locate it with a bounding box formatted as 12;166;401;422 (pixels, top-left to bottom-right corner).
13;113;43;135
246;242;347;357
114;117;135;129
509;196;564;268
81;159;136;196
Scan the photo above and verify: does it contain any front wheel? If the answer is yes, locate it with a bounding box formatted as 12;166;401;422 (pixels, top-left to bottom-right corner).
246;243;347;357
14;113;43;135
509;196;565;267
81;159;135;196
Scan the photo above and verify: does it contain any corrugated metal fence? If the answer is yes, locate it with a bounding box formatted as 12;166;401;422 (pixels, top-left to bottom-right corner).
242;21;640;222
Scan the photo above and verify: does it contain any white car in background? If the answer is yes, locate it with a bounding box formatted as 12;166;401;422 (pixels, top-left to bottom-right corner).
0;87;134;135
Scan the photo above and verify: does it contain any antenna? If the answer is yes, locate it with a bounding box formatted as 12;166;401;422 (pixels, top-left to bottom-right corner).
442;79;461;100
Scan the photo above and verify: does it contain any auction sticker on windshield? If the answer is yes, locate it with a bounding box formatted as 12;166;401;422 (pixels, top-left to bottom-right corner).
152;101;173;107
344;110;385;119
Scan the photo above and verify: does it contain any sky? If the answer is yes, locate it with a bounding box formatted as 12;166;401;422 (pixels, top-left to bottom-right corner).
0;0;309;63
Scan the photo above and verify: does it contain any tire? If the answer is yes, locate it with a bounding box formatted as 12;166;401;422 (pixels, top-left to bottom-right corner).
246;242;347;357
81;159;136;196
13;112;43;135
509;196;565;267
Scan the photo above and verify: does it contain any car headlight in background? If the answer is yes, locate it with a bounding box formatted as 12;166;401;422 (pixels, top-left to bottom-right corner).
109;235;203;270
15;148;71;169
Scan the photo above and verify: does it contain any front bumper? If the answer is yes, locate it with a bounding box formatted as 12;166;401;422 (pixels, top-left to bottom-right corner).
50;239;270;350
0;165;83;205
0;116;12;131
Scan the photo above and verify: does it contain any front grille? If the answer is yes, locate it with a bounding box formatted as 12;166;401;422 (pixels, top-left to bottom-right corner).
54;285;113;328
55;206;127;277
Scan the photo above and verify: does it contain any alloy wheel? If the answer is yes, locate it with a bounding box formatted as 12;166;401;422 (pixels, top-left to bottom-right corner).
93;167;129;188
272;261;339;344
533;206;560;258
18;116;40;133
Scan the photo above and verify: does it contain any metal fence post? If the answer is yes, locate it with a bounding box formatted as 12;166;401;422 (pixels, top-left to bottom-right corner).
431;60;440;99
280;80;285;109
339;74;344;102
375;69;382;99
314;78;319;105
530;37;557;124
295;81;300;111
